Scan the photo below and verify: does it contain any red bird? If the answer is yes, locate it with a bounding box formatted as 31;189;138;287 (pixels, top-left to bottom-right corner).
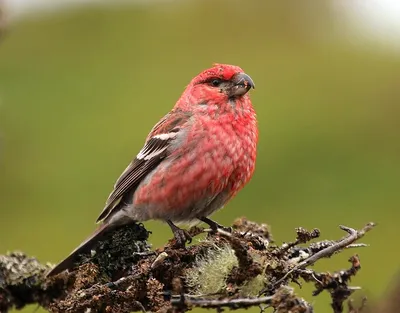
47;64;258;277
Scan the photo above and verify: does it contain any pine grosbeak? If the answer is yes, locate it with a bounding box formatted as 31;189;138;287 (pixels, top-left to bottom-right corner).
47;63;257;276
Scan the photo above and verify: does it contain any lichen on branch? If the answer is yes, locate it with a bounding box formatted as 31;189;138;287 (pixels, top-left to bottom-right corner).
0;218;375;313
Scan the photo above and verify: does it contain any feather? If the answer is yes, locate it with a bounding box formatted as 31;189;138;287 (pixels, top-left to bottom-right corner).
96;110;192;223
46;223;110;277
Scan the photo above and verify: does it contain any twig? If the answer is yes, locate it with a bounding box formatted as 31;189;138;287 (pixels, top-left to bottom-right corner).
105;273;143;290
280;227;320;253
171;294;274;309
272;223;375;288
300;223;374;268
172;286;313;312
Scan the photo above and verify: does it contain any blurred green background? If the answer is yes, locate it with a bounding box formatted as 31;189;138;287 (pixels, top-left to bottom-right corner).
0;1;399;312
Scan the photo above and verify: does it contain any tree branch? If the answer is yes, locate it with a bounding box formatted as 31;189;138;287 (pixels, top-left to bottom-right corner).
0;218;376;313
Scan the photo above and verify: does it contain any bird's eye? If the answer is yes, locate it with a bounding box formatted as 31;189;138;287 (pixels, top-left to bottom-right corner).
210;79;222;87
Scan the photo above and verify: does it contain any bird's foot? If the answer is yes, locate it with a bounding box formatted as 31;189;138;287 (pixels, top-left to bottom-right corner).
200;217;233;233
167;220;192;248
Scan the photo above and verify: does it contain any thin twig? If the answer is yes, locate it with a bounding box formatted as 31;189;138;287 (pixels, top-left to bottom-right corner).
272;222;375;288
302;223;374;268
171;294;274;309
86;273;144;291
346;243;368;249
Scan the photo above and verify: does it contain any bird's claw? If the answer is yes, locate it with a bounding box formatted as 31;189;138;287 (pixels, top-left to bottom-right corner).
172;228;192;248
167;220;192;248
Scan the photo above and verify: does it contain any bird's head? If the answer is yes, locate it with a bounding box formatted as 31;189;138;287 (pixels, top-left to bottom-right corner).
178;64;255;110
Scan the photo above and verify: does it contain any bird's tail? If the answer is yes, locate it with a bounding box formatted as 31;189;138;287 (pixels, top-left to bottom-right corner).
46;222;112;277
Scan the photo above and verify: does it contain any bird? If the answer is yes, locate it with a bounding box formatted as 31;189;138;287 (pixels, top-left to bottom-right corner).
46;63;258;277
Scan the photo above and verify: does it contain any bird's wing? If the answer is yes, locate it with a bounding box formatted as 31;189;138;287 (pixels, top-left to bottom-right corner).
96;110;192;222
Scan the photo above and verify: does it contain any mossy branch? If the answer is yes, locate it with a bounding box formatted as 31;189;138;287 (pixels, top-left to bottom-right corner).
0;218;378;313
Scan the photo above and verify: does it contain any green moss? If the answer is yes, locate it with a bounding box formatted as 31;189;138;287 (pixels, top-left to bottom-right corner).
240;274;266;296
185;243;238;295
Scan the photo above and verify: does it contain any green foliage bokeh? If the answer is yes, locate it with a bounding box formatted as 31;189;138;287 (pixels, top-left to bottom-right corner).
0;1;399;312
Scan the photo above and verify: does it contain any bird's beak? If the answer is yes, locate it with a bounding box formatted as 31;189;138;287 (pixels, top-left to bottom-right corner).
229;72;255;97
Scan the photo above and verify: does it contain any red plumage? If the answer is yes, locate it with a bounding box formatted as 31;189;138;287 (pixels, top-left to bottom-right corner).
47;64;258;277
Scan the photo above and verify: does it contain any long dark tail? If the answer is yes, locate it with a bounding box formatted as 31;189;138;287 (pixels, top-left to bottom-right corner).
46;223;112;277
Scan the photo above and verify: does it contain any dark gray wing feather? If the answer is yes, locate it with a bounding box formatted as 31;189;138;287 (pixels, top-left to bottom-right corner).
96;111;189;223
96;137;170;222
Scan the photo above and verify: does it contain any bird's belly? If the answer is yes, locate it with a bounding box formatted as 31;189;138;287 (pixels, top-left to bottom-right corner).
131;124;257;222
